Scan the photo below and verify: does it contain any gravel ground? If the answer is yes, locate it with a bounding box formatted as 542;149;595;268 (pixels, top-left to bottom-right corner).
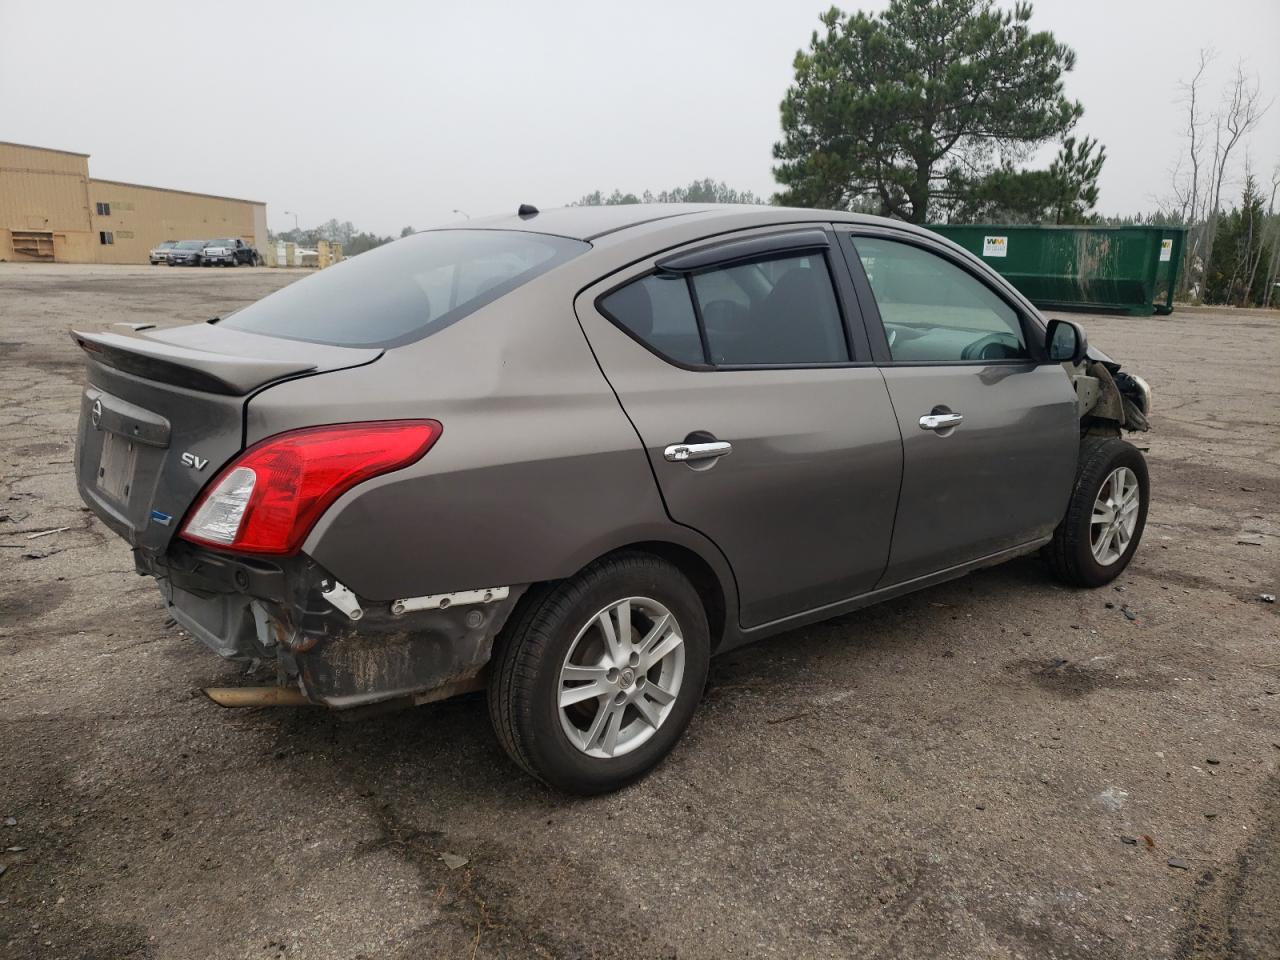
1;262;1277;960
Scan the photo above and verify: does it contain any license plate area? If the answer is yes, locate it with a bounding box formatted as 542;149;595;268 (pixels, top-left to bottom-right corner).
97;431;139;503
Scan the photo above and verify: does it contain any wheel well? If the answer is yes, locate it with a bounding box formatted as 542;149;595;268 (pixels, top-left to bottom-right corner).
499;542;732;654
568;541;727;651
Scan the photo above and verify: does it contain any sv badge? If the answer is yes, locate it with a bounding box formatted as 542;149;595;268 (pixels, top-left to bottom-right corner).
181;452;209;471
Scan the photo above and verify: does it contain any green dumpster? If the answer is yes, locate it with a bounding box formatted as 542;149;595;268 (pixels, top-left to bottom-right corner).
927;224;1188;316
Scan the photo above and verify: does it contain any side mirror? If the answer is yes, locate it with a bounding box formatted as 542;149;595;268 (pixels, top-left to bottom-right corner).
1045;318;1088;365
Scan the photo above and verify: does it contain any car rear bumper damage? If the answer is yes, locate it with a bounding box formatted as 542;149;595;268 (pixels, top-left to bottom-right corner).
138;543;523;709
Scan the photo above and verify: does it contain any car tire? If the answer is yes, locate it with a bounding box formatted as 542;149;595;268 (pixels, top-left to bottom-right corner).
1046;435;1149;588
488;552;710;795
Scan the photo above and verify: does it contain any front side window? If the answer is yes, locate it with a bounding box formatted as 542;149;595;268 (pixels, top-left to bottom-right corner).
220;229;588;347
851;237;1029;363
599;250;849;367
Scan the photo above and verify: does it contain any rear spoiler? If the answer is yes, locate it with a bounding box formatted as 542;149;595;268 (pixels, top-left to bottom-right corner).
70;325;381;396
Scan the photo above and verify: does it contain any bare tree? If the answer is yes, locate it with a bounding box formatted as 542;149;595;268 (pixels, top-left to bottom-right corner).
1172;50;1212;294
1262;163;1280;307
1199;63;1270;289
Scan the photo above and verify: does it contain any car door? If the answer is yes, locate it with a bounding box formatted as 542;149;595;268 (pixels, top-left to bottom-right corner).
575;227;903;629
836;227;1078;586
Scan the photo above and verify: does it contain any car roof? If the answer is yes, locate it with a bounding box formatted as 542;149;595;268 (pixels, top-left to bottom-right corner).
458;203;938;245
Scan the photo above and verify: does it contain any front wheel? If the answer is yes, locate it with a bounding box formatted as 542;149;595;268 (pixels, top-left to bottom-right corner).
488;553;710;794
1046;435;1150;587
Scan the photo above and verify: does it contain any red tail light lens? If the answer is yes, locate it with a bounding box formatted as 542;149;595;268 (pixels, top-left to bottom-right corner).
180;420;442;555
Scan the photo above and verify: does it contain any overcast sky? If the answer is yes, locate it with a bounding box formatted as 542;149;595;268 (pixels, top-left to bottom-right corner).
2;0;1277;235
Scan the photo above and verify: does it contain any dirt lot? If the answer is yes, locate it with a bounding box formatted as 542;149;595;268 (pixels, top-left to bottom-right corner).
1;262;1277;960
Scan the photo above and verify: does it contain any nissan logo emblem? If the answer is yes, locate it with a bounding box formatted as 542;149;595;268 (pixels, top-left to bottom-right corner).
91;398;103;429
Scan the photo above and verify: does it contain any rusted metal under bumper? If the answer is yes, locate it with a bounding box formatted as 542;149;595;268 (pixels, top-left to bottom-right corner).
281;597;519;709
141;543;524;710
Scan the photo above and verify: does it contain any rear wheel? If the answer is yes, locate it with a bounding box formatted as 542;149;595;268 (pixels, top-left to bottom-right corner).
488;553;710;794
1046;435;1149;587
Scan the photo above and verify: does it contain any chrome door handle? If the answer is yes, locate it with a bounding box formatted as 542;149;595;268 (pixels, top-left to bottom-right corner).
664;441;732;463
918;413;964;431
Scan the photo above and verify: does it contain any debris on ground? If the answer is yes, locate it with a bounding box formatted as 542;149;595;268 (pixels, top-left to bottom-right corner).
24;526;70;540
439;853;469;870
1121;836;1138;844
1122;606;1138;621
1261;594;1275;604
767;712;810;725
1167;857;1190;870
3;818;15;827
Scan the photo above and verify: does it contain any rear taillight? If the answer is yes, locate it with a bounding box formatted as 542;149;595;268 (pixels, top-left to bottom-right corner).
180;420;441;555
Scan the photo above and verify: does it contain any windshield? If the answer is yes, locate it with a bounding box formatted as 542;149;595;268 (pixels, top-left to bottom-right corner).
176;240;205;249
206;239;233;246
220;229;589;347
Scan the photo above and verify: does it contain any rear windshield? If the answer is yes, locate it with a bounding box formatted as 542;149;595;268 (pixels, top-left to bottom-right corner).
220;229;589;347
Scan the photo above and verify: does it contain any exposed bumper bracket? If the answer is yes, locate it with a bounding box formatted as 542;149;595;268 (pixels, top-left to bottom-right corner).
321;580;364;621
391;586;510;617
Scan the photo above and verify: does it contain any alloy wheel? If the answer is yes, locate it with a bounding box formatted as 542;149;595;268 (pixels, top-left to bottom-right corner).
1090;466;1141;566
557;597;685;759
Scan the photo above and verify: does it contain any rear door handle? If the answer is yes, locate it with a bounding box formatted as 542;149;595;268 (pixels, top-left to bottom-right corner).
664;441;732;463
918;413;964;431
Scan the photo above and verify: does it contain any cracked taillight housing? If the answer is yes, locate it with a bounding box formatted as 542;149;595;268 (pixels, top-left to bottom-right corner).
180;420;442;555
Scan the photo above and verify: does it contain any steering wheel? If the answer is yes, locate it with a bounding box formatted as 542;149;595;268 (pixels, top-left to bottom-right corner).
961;333;1023;361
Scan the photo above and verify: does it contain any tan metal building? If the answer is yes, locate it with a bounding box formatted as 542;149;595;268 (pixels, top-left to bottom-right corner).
0;141;267;264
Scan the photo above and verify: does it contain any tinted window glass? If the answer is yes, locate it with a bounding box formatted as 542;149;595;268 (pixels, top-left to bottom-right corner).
852;237;1028;362
600;273;705;366
221;230;588;347
693;254;847;365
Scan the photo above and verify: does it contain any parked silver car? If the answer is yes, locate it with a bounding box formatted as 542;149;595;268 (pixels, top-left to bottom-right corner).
72;204;1152;793
149;240;178;265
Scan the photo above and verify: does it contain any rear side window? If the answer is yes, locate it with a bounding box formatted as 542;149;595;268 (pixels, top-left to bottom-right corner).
599;252;849;367
220;230;589;347
599;274;704;366
693;255;846;365
851;237;1028;363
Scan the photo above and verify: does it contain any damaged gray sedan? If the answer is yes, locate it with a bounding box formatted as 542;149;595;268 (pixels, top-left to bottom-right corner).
73;204;1152;794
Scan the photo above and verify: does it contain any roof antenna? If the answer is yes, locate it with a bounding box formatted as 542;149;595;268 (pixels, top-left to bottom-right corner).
517;203;539;218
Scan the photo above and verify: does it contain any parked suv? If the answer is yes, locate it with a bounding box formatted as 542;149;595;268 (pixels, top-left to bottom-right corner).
72;205;1153;794
202;237;259;267
166;239;208;266
149;240;178;265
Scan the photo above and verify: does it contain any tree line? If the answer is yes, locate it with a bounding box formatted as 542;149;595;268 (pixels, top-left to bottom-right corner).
280;2;1276;307
269;220;415;256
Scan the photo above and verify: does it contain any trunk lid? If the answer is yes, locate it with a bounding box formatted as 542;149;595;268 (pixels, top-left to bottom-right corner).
72;321;381;554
